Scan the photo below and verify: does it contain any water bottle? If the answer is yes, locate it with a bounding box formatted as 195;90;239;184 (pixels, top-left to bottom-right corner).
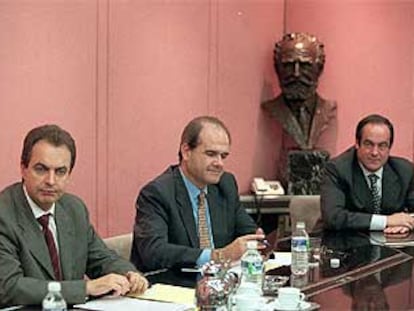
291;221;309;276
240;240;263;295
42;282;67;311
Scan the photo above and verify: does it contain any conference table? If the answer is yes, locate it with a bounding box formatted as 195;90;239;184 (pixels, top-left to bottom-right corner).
7;230;414;310
146;230;414;310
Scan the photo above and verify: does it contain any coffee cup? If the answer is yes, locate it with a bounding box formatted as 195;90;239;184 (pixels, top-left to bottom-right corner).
277;287;305;310
234;293;264;311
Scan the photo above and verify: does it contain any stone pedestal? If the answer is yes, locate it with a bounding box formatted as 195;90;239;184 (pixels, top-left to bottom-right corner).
287;150;330;195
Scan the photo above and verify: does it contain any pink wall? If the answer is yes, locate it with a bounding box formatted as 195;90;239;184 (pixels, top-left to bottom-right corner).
0;0;100;223
0;0;413;236
285;0;414;158
0;0;283;236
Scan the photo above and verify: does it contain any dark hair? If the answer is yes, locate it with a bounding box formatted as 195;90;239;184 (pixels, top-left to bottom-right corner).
178;116;231;162
21;124;77;172
355;114;394;147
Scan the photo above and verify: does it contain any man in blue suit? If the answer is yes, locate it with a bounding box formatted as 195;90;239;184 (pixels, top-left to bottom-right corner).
321;114;414;233
131;116;264;272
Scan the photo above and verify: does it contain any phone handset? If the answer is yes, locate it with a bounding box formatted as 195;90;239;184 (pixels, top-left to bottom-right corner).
251;177;285;195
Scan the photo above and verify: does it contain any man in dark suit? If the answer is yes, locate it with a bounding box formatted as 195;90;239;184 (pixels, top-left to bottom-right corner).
131;116;263;272
321;114;414;233
0;125;148;307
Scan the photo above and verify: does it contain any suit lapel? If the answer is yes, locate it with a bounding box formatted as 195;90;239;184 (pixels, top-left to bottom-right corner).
207;185;224;242
173;169;198;247
270;98;308;148
309;96;334;146
15;185;56;279
352;161;373;210
381;163;401;210
55;201;75;280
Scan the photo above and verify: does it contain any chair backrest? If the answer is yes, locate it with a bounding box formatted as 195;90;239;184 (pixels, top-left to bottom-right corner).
103;233;133;260
289;195;323;234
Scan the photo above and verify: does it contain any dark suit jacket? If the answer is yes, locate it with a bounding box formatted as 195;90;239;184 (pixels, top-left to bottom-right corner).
130;165;256;272
262;94;337;150
0;183;137;306
321;147;414;230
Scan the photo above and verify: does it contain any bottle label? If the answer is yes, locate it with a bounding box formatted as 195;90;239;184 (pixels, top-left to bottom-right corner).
241;260;263;277
291;237;308;251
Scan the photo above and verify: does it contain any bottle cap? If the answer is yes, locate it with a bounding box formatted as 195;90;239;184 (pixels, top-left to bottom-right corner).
330;258;340;268
296;221;305;229
246;240;258;249
48;281;61;292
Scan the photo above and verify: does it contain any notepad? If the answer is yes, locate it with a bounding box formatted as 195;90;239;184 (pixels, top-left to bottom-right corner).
129;283;195;306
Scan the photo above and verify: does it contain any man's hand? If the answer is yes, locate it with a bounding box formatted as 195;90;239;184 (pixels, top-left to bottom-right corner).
386;213;414;230
219;231;265;262
86;273;132;297
126;271;149;294
384;225;410;235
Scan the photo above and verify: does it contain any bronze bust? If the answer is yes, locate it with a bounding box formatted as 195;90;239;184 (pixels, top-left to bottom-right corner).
262;32;336;150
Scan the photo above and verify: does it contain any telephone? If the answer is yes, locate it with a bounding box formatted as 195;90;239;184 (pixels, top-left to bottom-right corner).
251;177;285;196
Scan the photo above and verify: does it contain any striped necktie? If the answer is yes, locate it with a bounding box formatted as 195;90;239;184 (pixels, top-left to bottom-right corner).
38;214;62;280
368;174;381;214
197;191;211;248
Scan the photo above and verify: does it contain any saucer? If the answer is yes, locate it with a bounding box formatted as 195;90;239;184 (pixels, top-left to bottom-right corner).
273;299;311;311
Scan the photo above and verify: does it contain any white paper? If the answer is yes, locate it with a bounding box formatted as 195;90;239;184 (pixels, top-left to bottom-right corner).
74;296;192;311
272;252;292;266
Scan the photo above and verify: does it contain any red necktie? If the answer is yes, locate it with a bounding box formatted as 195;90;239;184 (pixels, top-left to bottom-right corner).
198;191;211;249
38;214;62;280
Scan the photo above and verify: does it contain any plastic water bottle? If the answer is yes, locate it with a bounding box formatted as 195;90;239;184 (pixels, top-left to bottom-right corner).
240;240;263;295
42;282;67;311
291;221;309;276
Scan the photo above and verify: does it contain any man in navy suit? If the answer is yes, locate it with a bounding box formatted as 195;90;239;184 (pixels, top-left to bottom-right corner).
131;116;264;272
321;114;414;233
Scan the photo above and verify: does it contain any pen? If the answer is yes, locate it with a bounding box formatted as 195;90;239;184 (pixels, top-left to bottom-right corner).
143;268;168;277
181;267;201;273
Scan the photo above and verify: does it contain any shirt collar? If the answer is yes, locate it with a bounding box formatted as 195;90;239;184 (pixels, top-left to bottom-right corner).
179;168;208;199
23;184;56;219
358;162;383;180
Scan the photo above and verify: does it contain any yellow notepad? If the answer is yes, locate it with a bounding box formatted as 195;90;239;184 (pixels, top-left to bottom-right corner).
129;283;195;306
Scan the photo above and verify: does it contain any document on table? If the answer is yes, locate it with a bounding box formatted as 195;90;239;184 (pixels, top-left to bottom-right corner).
74;296;191;311
129;283;195;305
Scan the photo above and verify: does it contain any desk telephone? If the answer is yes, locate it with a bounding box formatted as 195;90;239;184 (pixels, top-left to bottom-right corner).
251;177;285;195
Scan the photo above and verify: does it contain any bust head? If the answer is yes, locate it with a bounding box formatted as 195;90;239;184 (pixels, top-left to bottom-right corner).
274;32;325;101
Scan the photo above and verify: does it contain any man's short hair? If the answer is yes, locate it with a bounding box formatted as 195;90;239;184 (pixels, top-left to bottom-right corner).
355;114;394;147
21;124;77;172
178;116;231;162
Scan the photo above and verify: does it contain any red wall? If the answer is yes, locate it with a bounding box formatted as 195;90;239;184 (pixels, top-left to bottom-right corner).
0;0;413;236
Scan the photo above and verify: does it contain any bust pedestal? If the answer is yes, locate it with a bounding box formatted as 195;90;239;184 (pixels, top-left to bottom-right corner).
287;150;330;195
